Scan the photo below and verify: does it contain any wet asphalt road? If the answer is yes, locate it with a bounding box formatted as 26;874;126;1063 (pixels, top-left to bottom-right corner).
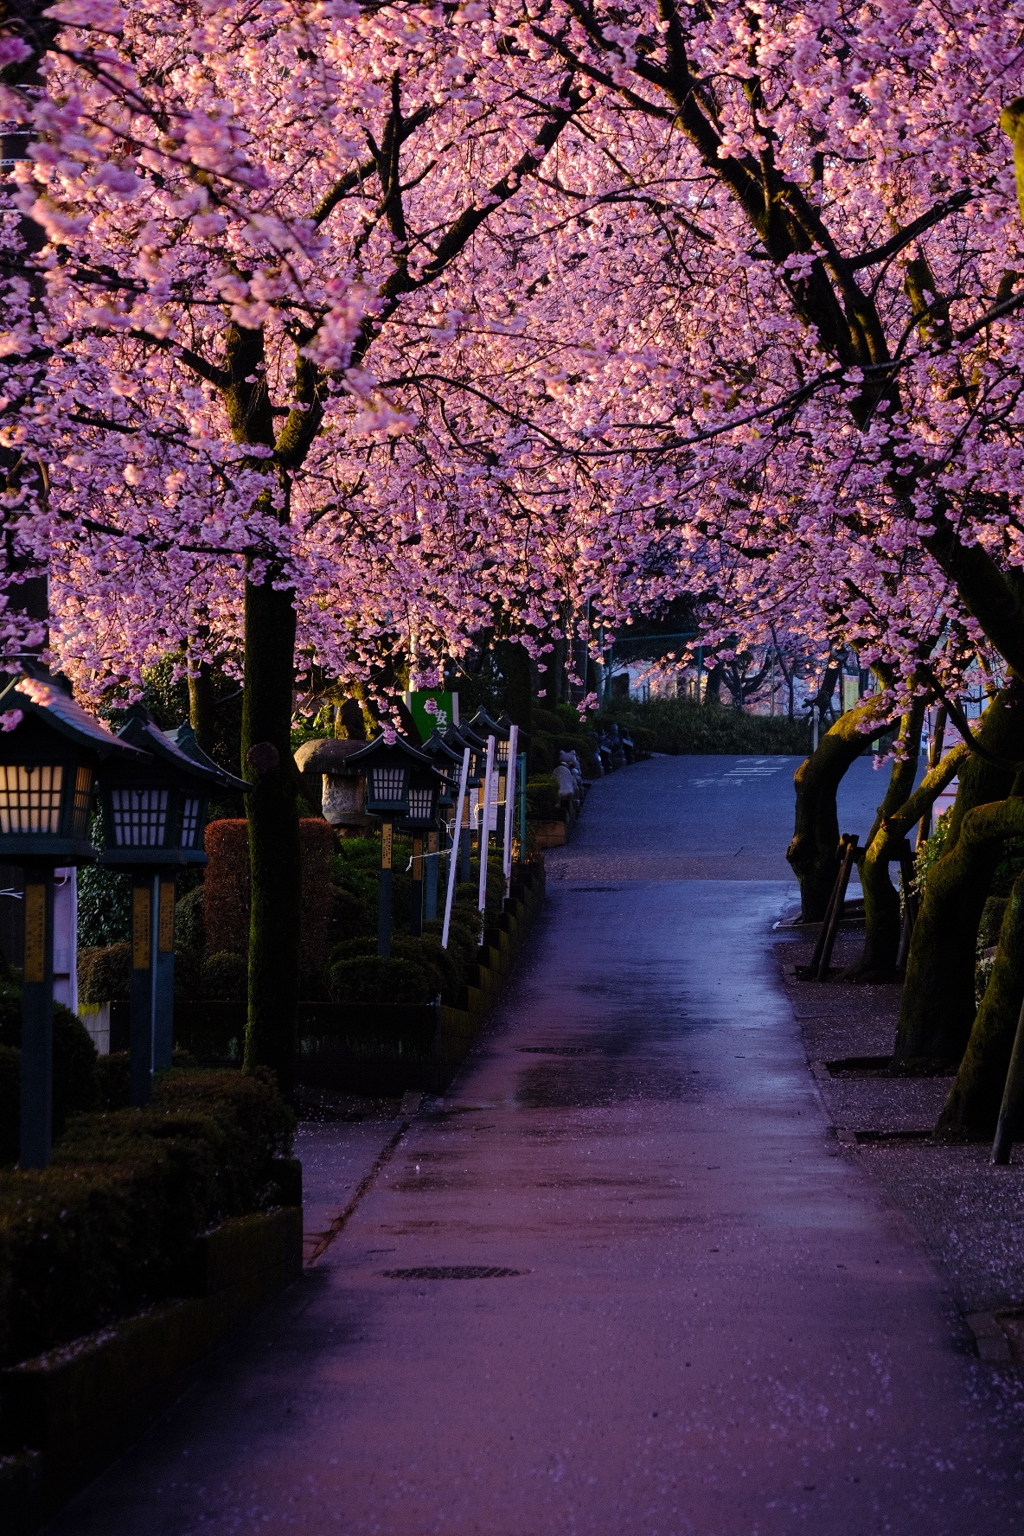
48;755;1024;1535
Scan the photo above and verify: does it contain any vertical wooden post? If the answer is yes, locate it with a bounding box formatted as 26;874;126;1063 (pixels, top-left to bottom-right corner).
410;833;424;936
813;834;859;981
153;875;176;1072
478;735;496;916
378;817;393;958
424;829;439;922
442;750;470;950
459;789;472;882
19;866;54;1169
130;873;155;1107
503;725;519;894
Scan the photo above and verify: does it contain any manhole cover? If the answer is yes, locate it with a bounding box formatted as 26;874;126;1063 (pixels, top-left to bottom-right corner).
382;1266;523;1280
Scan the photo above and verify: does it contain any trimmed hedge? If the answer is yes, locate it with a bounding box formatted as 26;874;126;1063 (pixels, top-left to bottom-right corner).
204;819;336;981
599;697;811;754
0;979;100;1164
0;1069;293;1368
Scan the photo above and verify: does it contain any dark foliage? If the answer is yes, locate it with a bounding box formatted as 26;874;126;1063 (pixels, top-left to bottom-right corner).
0;1068;293;1367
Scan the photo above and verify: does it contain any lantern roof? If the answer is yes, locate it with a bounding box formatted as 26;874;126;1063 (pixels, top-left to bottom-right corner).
496;712;527;743
421;727;465;770
0;670;148;764
293;736;367;777
445;722;487;753
345;731;432;770
468;707;509;740
161;719;251;791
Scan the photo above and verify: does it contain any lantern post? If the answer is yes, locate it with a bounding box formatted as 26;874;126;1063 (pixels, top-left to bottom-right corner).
444;724;486;882
347;734;432;957
421;729;464;924
98;709;247;1104
399;762;444;937
0;670;146;1168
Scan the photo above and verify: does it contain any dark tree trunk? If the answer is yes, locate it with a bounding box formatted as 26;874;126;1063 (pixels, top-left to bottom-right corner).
188;661;217;758
893;681;1024;1065
241;575;301;1097
894;797;1024;1066
787;697;893;921
704;662;725;704
936;861;1024;1137
496;638;533;738
844;700;925;981
335;697;367;740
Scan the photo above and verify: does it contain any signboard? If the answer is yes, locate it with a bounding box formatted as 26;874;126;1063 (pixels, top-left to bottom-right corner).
407;689;458;742
840;675;860;713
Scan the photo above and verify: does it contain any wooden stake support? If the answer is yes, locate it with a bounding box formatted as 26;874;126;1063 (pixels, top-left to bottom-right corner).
807;834;859;981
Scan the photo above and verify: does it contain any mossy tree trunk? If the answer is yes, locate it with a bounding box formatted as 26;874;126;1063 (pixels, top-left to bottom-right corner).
188;661;217;759
845;700;926;981
846;734;967;981
241;575;301;1098
893;679;1024;1065
786;695;894;921
894;797;1024;1065
936;861;1024;1137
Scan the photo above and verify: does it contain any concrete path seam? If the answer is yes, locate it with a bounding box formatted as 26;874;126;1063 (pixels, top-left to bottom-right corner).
304;1117;412;1266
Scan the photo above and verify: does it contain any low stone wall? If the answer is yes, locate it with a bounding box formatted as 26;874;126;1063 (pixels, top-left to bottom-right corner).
0;1194;302;1534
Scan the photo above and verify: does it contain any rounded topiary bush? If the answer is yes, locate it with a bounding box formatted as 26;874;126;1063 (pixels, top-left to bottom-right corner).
79;942;131;1003
201;951;248;1001
327;954;435;1005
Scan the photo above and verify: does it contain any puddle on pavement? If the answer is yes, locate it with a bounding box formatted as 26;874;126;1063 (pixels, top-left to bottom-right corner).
516;1057;701;1108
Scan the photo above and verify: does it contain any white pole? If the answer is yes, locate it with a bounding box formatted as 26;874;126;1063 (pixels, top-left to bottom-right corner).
478;734;496;915
502;724;519;893
441;748;471;950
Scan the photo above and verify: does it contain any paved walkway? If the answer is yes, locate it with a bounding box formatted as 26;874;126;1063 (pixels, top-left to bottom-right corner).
49;756;1024;1534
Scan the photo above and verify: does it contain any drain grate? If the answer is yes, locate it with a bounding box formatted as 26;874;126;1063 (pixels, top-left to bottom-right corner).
382;1266;523;1280
517;1046;591;1056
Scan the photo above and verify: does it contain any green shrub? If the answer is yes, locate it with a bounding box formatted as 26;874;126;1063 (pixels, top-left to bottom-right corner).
201;951;248;1001
77;860;132;949
327;954;434;1005
423;916;479;979
599;698;811;755
914;808;953;895
0;1068;294;1367
332;884;376;941
175;885;205;956
95;1050;131;1111
526;775;562;819
0;983;99;1164
79;942;131;1003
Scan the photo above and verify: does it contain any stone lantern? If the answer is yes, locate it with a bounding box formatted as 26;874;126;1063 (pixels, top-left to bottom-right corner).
293;738;373;833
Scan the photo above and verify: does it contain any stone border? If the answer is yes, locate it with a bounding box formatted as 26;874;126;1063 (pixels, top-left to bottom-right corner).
0;1188;303;1534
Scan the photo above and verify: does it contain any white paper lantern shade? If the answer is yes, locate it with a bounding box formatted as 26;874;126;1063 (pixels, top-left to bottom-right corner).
368;764;409;810
180;796;203;849
109;786;170;847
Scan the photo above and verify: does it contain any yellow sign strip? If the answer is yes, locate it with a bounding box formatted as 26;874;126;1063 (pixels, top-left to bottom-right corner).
381;820;393;871
158;880;175;953
132;884;151;970
23;883;46;984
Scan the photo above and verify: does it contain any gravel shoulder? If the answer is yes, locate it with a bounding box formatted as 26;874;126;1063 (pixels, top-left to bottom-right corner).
776;919;1024;1324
